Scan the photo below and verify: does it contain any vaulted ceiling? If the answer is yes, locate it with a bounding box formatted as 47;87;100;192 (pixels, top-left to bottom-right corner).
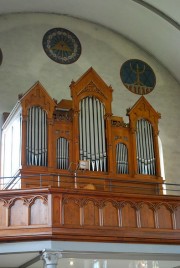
0;0;180;83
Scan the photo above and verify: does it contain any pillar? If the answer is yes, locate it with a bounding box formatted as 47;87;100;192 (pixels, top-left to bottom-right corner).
41;251;62;268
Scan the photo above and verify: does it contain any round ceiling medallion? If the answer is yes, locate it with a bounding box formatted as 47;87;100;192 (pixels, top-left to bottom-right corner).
120;59;156;95
42;28;81;64
0;48;3;66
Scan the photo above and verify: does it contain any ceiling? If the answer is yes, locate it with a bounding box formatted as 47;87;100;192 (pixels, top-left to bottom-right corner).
0;0;179;84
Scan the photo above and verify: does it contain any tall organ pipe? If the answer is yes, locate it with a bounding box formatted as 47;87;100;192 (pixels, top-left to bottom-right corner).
94;98;100;171
79;96;107;172
26;106;47;166
136;119;156;175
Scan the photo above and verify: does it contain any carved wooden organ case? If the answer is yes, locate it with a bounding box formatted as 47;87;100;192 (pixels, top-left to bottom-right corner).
1;67;163;193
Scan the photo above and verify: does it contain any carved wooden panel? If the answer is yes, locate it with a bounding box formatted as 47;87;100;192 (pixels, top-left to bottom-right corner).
140;203;155;228
0;200;7;226
121;202;137;228
102;201;119;227
53;195;62;225
157;204;173;229
63;198;80;225
83;200;99;226
0;189;180;244
10;199;28;226
174;205;180;229
30;197;48;225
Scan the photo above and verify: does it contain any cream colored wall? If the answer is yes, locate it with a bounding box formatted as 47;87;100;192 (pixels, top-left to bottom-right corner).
0;13;179;185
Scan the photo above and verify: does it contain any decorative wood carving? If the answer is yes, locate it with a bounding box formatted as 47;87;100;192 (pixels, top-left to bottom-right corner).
139;202;155;228
10;199;28;226
30;198;48;225
83;199;99;226
77;81;108;100
102;201;119;227
0;200;7;226
0;189;179;243
63;197;81;225
21;82;56;118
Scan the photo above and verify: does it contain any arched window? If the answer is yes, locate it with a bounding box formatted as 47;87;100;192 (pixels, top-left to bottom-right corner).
136;119;155;175
56;137;69;169
79;96;107;171
116;143;129;174
26;106;47;166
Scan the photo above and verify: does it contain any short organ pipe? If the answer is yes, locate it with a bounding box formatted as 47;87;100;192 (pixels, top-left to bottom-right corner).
56;137;69;170
116;143;128;174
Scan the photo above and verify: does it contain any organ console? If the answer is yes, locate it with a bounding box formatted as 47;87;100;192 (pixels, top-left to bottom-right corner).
1;67;163;193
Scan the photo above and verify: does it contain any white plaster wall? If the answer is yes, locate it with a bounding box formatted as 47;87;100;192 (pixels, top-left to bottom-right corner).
0;13;179;184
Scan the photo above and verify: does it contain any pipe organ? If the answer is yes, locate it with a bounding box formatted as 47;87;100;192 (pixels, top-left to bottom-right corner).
1;67;163;193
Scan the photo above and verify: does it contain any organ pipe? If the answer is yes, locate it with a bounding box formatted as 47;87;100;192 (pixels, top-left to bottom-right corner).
26;106;47;166
56;137;69;170
116;143;128;174
79;96;107;172
136;119;156;175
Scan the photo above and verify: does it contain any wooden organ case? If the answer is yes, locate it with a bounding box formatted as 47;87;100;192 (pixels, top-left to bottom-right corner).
1;67;163;194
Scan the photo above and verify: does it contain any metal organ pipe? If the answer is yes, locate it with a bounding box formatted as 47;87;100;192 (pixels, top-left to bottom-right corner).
136;119;156;175
100;101;106;172
97;100;103;171
26;106;47;166
94;98;100;171
89;97;95;171
56;137;69;170
148;122;156;175
82;99;87;161
34;107;37;165
116;143;128;174
79;100;83;161
136;120;141;174
79;96;107;172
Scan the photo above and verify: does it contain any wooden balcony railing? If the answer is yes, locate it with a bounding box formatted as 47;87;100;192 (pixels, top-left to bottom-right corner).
0;186;180;244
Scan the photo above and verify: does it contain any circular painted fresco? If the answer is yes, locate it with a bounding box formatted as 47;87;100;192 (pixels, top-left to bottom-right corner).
0;48;3;66
42;28;82;64
120;59;156;95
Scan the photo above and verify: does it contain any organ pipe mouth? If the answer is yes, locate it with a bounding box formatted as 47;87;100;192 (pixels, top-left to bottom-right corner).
55;108;70;111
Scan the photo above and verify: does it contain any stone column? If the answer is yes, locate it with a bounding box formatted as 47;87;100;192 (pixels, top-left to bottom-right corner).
41;251;62;268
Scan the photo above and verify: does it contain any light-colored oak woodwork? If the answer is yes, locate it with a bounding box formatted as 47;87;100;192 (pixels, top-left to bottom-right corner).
0;188;179;244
